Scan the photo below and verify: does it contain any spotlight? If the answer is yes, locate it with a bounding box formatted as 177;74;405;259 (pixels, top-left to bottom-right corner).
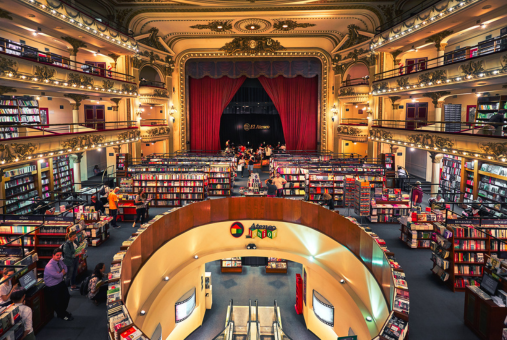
140;310;146;316
366;316;372;322
164;276;169;281
340;279;345;284
194;255;198;259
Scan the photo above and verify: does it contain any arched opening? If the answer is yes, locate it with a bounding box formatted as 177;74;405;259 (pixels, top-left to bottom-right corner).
343;63;369;87
140;65;165;88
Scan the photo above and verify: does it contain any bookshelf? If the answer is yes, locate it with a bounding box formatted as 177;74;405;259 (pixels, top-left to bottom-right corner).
475;95;507;130
399;221;434;249
3;164;39;215
443;104;462;133
371;201;410;223
116;153;130;177
0;96;41;139
381;153;396;188
277;167;306;197
308;173;333;203
221;257;242;273
344;176;355;208
266;257;288;274
440;154;462;203
53;155;73;195
354;179;370;216
208;164;232;196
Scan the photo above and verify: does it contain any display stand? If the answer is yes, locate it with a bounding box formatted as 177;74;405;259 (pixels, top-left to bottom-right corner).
266;258;287;274
116;153;130;177
221;257;242;273
370;201;410;223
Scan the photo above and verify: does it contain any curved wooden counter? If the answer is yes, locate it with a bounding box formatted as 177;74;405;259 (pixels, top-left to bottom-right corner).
120;197;395;310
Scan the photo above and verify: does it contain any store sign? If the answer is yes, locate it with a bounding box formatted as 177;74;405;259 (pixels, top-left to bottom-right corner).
230;222;245;238
244;123;270;131
248;223;277;239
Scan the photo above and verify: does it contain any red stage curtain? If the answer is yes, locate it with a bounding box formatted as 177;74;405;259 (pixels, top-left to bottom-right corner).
189;76;246;151
258;75;318;150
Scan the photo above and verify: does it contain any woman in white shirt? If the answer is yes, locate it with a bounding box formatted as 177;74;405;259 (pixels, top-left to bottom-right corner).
11;288;35;340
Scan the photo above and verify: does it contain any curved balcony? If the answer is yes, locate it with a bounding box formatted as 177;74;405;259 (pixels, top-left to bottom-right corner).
140;123;170;143
139;86;169;105
0;121;139;167
338;78;370;103
374;0;441;34
5;0;137;52
0;40;138;97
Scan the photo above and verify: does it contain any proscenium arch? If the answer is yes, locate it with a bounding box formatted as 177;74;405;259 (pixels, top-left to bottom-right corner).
120;198;395;340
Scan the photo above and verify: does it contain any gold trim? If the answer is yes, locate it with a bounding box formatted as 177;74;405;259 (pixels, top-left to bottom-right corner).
177;49;330;151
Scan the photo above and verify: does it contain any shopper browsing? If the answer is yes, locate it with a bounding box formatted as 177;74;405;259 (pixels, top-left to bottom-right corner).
397;166;407;191
265;179;278;197
0;268;18;307
272;172;287;197
322;193;334;210
247;156;254;176
88;263;108;305
62;231;79;290
238;156;246;178
44;248;73;321
108;187;120;229
133;189;147;228
10;288;35;340
411;181;424;207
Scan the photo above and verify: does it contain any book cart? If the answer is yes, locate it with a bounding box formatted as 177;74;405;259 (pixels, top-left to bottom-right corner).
221;257;242;273
266;257;288;274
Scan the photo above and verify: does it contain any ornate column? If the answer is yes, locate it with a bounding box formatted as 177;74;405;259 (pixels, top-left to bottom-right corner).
111;98;122;125
61;37;86;70
429;152;443;198
435;101;445;131
108;53;120;74
437;43;447;66
64;94;89;132
73;152;83;191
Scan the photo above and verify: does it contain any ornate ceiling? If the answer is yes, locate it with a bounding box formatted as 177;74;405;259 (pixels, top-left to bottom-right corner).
91;0;387;56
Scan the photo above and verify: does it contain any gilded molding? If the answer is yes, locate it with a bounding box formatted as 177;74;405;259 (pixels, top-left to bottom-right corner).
425;30;453;50
145;126;170;137
68;73;94;87
337;126;362;136
0;143;38;162
108;53;121;63
339;25;370;51
34;65;56;81
273;20;316;32
122;84;138;93
422;91;451;107
63;94;89;109
407;133;454;149
396;77;409;88
190;21;233;32
0;57;17;76
0;86;16;96
372;82;388;91
219;37;286;55
418;70;447;84
61;37;87;55
138;28;166;51
388;96;400;109
61;135;105;150
118;130;141;141
370;129;392;140
460;60;484;76
479;143;507;159
102;80;115;90
153;89;169;98
339;87;355;96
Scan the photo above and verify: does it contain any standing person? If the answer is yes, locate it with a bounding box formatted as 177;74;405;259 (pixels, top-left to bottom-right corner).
247;155;254;177
280;144;286;151
99;185;109;205
265;145;272;158
411;181;424;207
0;268;18;307
272;172;287;197
322;193;334;210
397;166;407;191
88;263;108;305
62;231;79;290
133;189;147;228
11;288;35;340
238;156;246;178
108;187;120;229
44;248;73;321
264;179;278;197
488;109;505;136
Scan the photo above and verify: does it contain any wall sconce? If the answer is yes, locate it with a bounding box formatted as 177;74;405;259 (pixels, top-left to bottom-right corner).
170;105;177;115
332;116;337;122
171;117;175;123
330;104;338;114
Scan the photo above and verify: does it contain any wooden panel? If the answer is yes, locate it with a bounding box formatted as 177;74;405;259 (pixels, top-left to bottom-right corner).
141;228;154;263
228;198;247;220
129;237;143;276
371;245;384;285
247;197;266;220
210;198;228;222
193;200;211;226
345;221;361;258
381;257;394;308
317;208;335;240
265;197;284;221
163;209;179;241
152;221;165;251
178;205;194;235
121;252;132;302
359;231;373;272
282;199;301;223
300;202;318;229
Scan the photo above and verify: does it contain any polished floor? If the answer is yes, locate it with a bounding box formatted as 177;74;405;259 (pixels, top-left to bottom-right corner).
35;168;480;340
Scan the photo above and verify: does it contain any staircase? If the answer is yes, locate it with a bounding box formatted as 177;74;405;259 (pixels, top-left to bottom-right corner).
405;175;431;193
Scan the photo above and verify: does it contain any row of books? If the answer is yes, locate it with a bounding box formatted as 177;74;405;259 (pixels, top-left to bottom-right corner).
131;173;206;180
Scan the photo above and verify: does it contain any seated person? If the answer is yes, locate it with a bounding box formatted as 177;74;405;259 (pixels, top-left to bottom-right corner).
93;165;102;176
90;196;105;213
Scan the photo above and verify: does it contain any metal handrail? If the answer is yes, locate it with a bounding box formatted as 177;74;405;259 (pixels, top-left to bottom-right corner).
341;77;370;87
139;80;166;88
374;0;443;34
374;35;507;81
0;37;135;83
141;119;167;126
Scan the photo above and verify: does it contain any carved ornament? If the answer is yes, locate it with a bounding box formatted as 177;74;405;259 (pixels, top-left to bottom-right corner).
408;133;454;149
63;94;89;109
0;86;16;96
418;70;447;84
370;129;392;140
102;80;114;90
61;37;87;55
479;143;507;160
339;25;370;51
153;89;169;98
34;65;56;81
122;84;138;93
273;20;316;31
0;57;18;76
68;73;94;87
422;91;451;107
219;37;285;55
145;126;170;137
337;126;362;136
396;77;409;88
460;60;484;77
190;21;233;32
339;87;355;96
62;135;105;150
425;30;453;50
118;130;141;141
0;143;38;162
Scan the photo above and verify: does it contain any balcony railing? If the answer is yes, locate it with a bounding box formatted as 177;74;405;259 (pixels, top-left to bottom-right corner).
55;0;133;37
0;121;137;140
374;35;507;81
0;38;135;83
341;78;369;87
373;119;507;137
340;118;368;125
141;119;167;126
139;80;166;88
374;0;442;34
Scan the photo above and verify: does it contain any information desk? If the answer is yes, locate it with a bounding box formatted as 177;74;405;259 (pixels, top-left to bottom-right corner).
464;285;507;340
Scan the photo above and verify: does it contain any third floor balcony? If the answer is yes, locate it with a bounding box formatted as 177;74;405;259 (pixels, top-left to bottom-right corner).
0;39;137;97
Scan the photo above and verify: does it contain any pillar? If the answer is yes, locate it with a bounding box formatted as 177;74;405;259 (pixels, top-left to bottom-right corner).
435;102;444;131
73;152;83;191
71;104;79;133
68;49;76;70
429;152;443;198
437;43;447;66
